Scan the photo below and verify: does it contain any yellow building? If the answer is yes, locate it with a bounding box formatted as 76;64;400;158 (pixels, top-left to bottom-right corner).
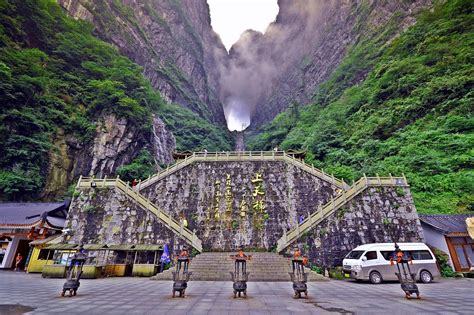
27;234;62;273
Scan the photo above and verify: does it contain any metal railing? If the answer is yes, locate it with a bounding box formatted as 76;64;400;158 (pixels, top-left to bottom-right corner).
276;174;408;253
137;151;349;191
76;176;202;252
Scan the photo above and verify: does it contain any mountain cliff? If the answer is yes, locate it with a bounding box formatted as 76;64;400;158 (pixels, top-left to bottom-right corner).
0;0;231;200
0;0;471;216
248;0;473;214
58;0;227;124
221;0;433;127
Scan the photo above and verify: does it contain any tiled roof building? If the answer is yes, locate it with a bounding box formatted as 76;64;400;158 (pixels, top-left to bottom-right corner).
419;214;474;272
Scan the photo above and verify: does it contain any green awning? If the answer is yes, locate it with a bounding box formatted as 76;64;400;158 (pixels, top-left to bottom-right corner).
106;244;163;251
83;244;107;250
133;244;162;251
107;244;136;251
45;243;79;250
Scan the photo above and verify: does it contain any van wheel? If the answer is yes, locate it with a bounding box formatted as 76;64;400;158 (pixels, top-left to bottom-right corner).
420;270;432;283
369;271;383;284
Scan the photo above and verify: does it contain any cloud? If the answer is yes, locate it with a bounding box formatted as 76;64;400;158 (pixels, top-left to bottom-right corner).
215;0;332;131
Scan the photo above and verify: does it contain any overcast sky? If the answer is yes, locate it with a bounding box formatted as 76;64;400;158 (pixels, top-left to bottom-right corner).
207;0;279;50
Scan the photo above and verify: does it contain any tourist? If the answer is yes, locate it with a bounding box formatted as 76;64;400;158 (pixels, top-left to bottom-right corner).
159;244;171;273
14;253;23;271
299;214;305;224
180;213;188;228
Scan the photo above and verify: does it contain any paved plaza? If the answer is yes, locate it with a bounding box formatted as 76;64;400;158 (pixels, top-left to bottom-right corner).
0;272;473;314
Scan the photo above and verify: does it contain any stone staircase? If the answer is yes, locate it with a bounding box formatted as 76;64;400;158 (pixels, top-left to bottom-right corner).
76;176;203;252
137;151;348;191
276;175;408;252
151;252;327;282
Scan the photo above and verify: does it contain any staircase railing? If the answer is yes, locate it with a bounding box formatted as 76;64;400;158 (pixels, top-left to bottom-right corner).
276;174;408;253
76;176;203;252
138;151;349;191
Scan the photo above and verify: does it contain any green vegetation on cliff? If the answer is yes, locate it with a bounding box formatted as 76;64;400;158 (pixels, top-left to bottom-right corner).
248;0;473;214
0;0;230;199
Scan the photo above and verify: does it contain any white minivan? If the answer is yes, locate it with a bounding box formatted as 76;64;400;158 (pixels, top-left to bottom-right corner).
342;243;440;284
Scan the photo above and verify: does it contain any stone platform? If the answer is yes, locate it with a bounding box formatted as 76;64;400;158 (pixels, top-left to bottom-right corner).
152;252;327;281
1;272;473;314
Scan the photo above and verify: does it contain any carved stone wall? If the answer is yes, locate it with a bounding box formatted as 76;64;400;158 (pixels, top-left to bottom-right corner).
141;161;339;251
65;188;178;248
65;161;424;266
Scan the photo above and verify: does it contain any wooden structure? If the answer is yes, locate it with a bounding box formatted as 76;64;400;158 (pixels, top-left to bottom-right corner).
38;242;163;278
420;214;474;272
172;151;193;160
0;201;69;269
27;234;62;273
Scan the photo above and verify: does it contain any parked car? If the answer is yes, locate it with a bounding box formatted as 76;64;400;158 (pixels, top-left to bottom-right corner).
342;243;440;284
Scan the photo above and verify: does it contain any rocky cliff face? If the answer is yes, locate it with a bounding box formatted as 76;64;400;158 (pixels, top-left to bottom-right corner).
58;0;227;125
221;0;433;127
42;115;175;198
58;0;432;130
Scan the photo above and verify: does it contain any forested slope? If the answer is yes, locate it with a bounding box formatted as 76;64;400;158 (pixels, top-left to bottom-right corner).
248;0;473;214
0;0;231;200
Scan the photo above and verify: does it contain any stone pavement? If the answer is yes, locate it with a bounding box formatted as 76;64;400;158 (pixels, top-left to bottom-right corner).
0;272;473;314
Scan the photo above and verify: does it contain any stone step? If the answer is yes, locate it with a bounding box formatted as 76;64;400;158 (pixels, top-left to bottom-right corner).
151;252;327;282
189;264;290;271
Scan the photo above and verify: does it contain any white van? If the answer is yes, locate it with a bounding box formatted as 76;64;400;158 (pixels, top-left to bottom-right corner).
342;243;440;284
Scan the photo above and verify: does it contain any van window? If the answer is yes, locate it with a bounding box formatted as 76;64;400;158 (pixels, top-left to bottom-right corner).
381;251;395;261
345;250;364;259
381;249;433;261
365;251;377;260
409;250;433;260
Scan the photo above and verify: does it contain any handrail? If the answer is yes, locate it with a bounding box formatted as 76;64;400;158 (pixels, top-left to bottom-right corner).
276;175;408;252
137;151;349;191
76;177;202;252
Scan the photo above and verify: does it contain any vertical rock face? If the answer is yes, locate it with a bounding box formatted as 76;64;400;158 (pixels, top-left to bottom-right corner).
89;114;145;177
43;114;175;197
42;129;73;199
151;115;175;166
58;0;227;125
57;0;433;131
221;0;433;127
